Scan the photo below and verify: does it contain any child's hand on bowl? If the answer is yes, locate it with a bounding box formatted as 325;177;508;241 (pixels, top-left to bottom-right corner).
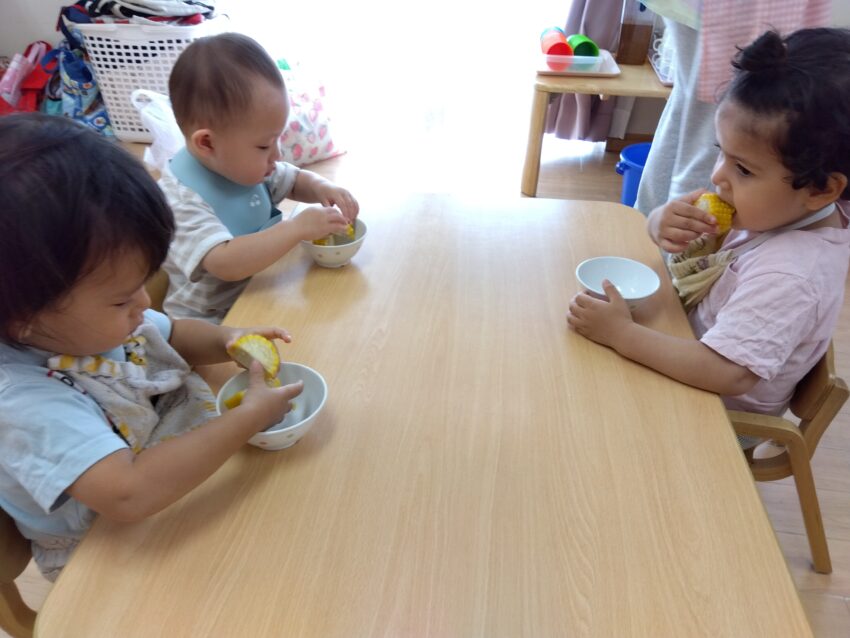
314;182;360;223
238;361;304;431
292;205;350;242
567;280;634;348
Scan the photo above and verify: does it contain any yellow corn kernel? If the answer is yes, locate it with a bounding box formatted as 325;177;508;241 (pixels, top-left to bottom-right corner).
695;193;736;234
312;223;355;246
222;377;282;410
226;335;280;379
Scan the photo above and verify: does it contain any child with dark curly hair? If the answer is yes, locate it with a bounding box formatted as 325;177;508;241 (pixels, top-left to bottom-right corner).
568;28;850;441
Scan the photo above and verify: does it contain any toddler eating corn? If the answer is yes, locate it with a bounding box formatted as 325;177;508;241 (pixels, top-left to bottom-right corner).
568;28;850;439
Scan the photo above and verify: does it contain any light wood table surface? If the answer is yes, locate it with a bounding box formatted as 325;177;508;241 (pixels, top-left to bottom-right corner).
36;196;810;637
522;62;672;197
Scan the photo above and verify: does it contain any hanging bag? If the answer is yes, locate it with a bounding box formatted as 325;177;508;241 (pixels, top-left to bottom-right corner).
0;41;54;114
278;60;344;166
40;42;113;135
130;89;185;171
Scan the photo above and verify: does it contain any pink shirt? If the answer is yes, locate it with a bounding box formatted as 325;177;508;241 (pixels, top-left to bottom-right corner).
689;211;850;415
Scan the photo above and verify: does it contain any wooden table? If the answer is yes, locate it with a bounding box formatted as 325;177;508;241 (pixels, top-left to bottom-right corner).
36;197;811;637
522;62;672;197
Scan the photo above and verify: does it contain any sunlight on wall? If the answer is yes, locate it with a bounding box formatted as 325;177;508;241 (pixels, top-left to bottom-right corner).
219;0;573;194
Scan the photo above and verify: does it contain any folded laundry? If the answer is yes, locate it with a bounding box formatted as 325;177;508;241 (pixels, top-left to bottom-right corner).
80;0;216;19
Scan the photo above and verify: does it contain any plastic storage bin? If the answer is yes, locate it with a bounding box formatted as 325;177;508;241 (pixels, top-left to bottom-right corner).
73;17;228;142
615;142;651;207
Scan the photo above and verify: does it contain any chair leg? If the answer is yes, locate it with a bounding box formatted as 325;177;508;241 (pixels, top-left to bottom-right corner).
0;582;36;638
785;441;832;574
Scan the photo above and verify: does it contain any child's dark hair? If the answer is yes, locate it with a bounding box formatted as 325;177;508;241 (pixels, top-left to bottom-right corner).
0;114;174;345
726;28;850;199
169;32;285;134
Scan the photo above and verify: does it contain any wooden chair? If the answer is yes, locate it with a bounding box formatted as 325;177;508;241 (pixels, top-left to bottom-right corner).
728;343;849;574
0;508;35;638
145;268;169;313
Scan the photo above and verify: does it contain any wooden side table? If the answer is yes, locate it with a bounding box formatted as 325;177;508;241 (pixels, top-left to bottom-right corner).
522;62;671;197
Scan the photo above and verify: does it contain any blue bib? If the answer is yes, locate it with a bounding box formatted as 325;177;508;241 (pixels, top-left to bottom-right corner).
169;147;278;237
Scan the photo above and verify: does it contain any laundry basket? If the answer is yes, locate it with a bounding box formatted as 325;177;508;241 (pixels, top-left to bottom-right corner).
72;16;228;142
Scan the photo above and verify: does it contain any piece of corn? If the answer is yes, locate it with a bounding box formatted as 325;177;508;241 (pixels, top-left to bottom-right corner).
223;390;246;410
226;334;280;380
695;193;735;234
313;223;355;246
223;377;282;410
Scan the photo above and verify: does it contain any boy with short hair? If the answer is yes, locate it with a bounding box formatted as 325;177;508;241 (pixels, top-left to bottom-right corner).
160;32;359;322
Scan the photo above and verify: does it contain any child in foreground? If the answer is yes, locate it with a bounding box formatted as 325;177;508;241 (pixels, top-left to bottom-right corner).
0;114;304;580
160;32;360;323
567;28;850;435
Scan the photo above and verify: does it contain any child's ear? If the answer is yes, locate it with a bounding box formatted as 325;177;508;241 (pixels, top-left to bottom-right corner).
806;172;848;211
10;321;32;344
188;129;216;158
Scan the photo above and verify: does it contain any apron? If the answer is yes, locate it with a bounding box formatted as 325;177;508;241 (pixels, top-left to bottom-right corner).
669;203;836;311
34;321;217;580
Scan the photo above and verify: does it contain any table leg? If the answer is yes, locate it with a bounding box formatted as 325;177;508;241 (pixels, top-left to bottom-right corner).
521;87;550;197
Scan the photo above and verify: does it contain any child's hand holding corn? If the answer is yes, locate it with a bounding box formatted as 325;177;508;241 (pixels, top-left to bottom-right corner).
292;205;350;243
647;190;735;253
694;193;735;234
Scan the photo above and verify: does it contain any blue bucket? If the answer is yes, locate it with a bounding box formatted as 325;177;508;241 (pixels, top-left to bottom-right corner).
615;142;652;207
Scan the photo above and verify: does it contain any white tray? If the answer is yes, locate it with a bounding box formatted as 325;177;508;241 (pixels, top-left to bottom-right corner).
537;49;620;78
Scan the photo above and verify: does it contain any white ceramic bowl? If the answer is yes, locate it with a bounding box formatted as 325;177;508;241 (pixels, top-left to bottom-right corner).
301;218;367;268
575;256;660;309
216;362;328;450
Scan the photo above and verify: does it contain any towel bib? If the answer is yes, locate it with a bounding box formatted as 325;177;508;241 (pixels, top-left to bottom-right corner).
48;320;217;454
169;147;277;236
669;203;836;310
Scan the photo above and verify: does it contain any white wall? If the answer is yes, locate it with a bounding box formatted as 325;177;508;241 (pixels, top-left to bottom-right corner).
1;0;67;56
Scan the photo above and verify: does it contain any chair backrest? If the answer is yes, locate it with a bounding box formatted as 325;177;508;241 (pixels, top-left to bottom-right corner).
790;343;850;453
0;508;36;638
748;342;849;481
145;268;169;313
0;509;30;592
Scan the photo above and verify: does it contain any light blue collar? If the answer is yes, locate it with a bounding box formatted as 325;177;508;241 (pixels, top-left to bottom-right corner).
169;147;277;237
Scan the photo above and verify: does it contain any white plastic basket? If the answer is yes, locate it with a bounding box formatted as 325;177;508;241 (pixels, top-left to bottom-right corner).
73;17;228;142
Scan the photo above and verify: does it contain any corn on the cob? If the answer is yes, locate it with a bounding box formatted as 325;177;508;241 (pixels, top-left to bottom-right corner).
223;377;282;410
226;334;280;380
313;223;355;246
695;193;735;234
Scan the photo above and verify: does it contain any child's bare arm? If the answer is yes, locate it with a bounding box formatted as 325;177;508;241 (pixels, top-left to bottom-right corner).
201;207;348;281
169;319;291;368
647;189;718;253
66;363;303;522
567;280;759;396
289;169;359;222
